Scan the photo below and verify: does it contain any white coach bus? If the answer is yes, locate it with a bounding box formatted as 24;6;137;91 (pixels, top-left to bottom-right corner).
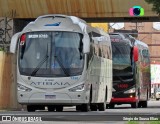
10;14;112;112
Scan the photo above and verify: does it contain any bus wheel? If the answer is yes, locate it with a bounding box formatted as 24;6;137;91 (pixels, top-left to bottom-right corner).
109;104;115;109
90;104;97;111
141;101;147;108
81;104;89;112
27;105;36;112
97;102;106;111
48;105;56;112
97;89;107;111
98;95;106;111
76;105;81;111
138;102;141;108
56;106;63;112
131;102;138;108
106;104;109;109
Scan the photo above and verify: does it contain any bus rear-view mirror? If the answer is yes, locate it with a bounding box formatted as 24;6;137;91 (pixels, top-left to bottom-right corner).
10;33;21;53
83;34;90;54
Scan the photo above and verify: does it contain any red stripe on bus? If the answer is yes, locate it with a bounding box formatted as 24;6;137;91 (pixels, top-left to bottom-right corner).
111;97;138;103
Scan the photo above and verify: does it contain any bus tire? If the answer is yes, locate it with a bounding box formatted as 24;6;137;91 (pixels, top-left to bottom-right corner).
48;105;56;112
81;104;89;112
141;101;147;108
106;104;109;109
131;102;138;108
27;105;36;112
76;105;81;111
98;102;106;111
90;104;97;111
56;106;63;112
109;103;115;109
97;90;106;111
138;102;141;108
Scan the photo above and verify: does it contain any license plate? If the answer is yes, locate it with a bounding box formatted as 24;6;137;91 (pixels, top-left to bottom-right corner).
45;95;56;99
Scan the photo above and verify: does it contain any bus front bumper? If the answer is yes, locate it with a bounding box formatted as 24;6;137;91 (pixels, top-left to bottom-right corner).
111;97;138;104
18;91;88;105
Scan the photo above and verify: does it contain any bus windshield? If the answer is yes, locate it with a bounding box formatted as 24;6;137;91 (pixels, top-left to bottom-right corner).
19;31;84;77
112;42;131;67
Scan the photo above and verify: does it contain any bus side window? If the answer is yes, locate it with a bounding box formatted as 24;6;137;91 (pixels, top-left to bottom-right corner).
93;43;100;57
105;45;108;59
87;32;94;68
88;43;94;62
142;49;150;64
105;45;110;59
139;49;143;62
102;45;105;58
146;50;150;63
100;43;106;58
108;46;112;59
99;44;102;57
92;31;101;57
89;32;94;59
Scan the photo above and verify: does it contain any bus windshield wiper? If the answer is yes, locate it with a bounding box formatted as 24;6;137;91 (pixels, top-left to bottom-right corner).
31;43;50;76
31;55;49;76
54;55;70;76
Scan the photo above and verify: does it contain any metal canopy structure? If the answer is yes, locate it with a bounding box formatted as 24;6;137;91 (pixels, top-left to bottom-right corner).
0;0;160;52
0;0;158;22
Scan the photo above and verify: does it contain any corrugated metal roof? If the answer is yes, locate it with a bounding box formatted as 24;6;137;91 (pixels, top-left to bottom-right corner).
0;0;157;18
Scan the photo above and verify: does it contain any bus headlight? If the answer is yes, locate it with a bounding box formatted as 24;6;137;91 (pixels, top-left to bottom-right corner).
69;84;85;92
18;83;32;92
124;87;135;94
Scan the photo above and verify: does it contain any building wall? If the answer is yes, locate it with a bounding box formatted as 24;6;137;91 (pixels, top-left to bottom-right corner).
124;22;160;62
0;17;21;110
0;17;13;51
0;51;20;110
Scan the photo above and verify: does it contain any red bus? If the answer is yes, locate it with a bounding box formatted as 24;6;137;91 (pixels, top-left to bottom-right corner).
108;33;151;108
